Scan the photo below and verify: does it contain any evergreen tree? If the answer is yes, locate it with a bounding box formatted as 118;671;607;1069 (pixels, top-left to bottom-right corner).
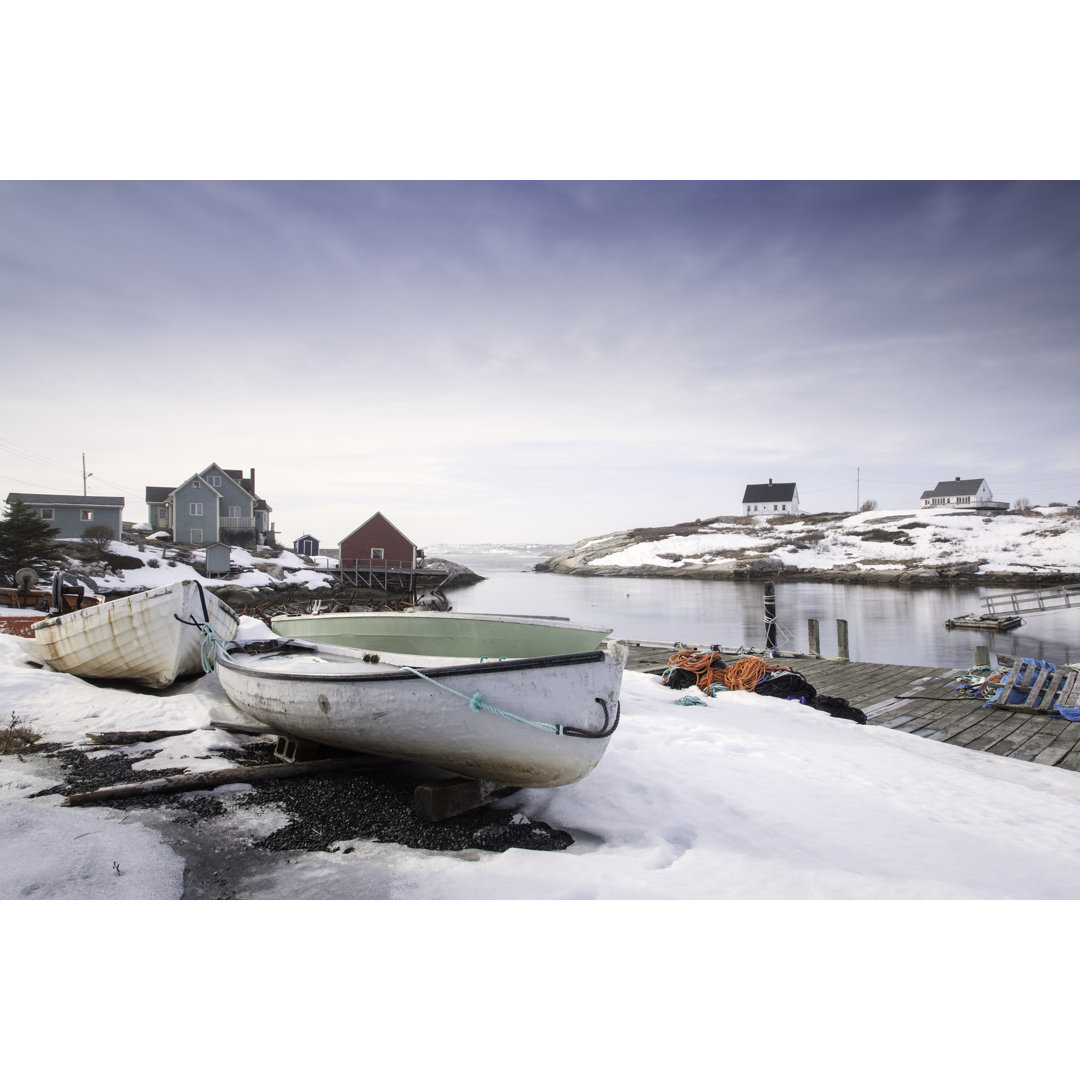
0;498;61;584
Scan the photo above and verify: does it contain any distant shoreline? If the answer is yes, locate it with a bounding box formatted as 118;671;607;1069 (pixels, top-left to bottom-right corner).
533;564;1080;589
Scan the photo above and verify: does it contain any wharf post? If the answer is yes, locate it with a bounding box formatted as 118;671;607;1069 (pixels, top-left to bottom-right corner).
837;618;850;661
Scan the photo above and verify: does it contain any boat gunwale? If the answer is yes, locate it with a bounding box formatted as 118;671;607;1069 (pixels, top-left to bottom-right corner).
217;643;613;684
268;610;612;634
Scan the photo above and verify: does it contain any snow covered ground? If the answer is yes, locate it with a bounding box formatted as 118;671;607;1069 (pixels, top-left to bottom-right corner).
6;616;1080;902
566;505;1080;575
6;605;1073;1074
62;537;337;594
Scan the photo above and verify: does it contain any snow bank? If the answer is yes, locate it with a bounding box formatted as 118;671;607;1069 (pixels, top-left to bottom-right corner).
7;627;1080;900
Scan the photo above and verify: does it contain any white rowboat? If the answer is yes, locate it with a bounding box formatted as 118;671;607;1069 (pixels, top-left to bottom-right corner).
21;580;239;689
268;610;612;659
215;637;628;788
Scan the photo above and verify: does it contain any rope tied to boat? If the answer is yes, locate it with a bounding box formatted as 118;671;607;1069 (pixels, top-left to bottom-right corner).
195;622;227;673
400;666;563;734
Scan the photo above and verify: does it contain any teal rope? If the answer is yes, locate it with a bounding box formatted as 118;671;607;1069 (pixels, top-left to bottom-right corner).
197;623;225;674
401;666;562;734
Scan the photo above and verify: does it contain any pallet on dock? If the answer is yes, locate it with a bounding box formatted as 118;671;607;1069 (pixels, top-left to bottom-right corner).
990;660;1079;715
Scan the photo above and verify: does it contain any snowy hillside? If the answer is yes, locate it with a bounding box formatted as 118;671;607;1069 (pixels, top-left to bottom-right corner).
537;506;1080;584
47;538;335;596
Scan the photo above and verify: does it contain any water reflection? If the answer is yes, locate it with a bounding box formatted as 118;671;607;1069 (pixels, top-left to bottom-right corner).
436;549;1078;669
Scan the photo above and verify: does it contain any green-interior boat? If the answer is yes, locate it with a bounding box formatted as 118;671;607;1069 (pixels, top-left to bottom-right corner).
268;610;613;658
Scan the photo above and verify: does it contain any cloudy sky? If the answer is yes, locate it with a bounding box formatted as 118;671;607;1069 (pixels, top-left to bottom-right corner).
2;180;1078;546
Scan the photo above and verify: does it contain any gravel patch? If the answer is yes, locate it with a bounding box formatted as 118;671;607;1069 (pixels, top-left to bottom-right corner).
28;737;575;856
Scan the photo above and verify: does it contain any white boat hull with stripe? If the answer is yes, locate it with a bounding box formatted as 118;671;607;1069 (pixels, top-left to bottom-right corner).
215;637;628;788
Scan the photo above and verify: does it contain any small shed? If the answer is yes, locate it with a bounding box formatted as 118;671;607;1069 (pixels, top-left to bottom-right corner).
293;534;320;558
204;542;231;577
339;512;417;570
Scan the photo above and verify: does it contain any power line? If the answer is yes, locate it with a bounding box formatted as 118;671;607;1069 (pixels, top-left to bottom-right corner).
0;438;143;498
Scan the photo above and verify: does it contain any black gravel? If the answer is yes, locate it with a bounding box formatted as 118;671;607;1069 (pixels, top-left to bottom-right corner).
29;738;574;855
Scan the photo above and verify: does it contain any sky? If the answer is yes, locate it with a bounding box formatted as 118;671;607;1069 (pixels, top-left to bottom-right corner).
2;179;1079;546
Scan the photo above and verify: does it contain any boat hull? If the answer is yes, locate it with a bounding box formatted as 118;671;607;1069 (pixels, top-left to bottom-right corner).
216;640;628;787
23;581;239;689
269;611;612;658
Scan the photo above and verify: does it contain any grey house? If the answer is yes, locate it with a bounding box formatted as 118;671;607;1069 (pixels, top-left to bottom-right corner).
293;534;320;557
742;480;800;517
5;492;125;538
920;477;1008;510
145;463;274;546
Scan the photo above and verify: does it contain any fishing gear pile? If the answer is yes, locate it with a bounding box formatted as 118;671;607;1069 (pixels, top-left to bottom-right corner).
661;648;866;724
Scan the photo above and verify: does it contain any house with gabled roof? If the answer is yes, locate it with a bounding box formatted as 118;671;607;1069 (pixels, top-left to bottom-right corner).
339;512;418;570
920;477;1008;510
742;480;799;517
145;463;274;546
5;492;125;538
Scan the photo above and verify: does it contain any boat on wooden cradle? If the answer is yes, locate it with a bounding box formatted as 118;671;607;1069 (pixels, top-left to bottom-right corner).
214;636;629;788
945;613;1024;631
21;580;240;689
269;610;613;659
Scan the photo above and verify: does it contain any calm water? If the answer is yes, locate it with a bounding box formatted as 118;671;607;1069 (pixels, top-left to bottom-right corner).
432;546;1079;669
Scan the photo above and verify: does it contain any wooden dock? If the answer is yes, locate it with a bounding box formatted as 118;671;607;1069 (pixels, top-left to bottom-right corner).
626;644;1080;773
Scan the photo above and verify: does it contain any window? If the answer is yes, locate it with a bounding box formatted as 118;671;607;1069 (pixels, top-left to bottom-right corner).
227;505;241;518
189;502;203;516
209;475;221;487
80;510;93;521
773;504;778;511
193;480;200;488
40;508;54;520
158;508;167;521
371;547;384;559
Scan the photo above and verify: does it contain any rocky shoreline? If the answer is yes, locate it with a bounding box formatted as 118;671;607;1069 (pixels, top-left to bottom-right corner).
531;509;1080;589
533;560;1080;589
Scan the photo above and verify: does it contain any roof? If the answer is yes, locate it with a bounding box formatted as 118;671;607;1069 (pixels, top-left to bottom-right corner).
145;486;172;503
339;511;417;549
7;492;125;507
921;478;986;499
742;482;797;503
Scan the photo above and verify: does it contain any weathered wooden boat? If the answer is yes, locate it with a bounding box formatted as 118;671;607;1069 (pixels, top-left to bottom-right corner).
21;580;239;689
269;610;613;659
215;636;628;787
945;613;1024;631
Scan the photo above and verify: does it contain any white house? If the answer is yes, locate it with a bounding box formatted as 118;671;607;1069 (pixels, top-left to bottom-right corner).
920;477;1007;510
742;480;799;517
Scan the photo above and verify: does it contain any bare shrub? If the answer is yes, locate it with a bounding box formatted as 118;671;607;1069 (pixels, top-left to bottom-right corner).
82;524;115;552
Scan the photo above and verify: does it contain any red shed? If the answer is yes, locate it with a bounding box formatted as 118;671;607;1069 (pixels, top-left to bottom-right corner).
339;512;417;571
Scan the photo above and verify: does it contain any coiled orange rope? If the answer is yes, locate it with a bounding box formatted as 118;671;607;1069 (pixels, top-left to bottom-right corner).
666;650;790;694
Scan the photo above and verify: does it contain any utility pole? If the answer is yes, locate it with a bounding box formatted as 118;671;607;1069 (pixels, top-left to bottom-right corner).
82;453;93;496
